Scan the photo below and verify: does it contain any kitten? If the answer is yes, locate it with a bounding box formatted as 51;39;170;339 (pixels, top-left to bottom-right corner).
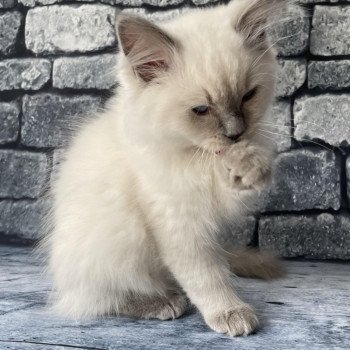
45;0;289;337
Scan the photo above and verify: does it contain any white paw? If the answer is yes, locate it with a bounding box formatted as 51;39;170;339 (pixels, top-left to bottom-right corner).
144;294;189;320
205;305;259;336
224;143;272;192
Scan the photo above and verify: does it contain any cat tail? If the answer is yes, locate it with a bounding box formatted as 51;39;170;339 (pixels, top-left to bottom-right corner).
226;248;285;280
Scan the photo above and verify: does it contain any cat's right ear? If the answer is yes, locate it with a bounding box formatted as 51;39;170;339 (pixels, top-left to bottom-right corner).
117;15;178;83
234;0;290;49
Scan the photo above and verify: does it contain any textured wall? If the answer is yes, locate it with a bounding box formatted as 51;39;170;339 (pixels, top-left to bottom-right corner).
0;0;349;259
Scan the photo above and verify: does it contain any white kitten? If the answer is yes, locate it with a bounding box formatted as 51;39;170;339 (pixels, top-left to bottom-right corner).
45;0;289;337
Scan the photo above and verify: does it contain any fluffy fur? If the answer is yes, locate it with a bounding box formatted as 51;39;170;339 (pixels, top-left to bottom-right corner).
44;0;289;337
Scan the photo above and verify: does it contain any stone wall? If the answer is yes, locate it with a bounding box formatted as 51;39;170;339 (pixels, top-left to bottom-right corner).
0;0;349;259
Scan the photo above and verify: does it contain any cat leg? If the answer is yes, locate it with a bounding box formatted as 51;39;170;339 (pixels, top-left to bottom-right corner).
153;222;259;337
119;292;189;320
226;248;285;280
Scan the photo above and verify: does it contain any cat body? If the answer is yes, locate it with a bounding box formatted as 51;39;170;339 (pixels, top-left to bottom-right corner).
46;0;288;336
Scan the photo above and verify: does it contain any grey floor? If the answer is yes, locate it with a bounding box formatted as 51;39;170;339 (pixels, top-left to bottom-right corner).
1;246;349;350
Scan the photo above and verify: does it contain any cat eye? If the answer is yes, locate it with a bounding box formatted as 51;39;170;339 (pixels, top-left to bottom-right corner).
192;105;210;115
242;88;257;102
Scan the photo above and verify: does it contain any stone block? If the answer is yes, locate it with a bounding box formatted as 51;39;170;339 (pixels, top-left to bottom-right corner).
19;0;61;5
21;94;101;148
142;0;184;6
53;54;117;90
308;60;350;90
294;94;350;147
0;199;49;241
222;216;256;248
276;59;306;97
0;150;48;199
191;0;218;5
268;100;292;152
0;0;17;8
311;6;350;56
300;1;350;3
0;102;20;145
51;148;65;184
259;214;350;260
347;157;350;205
0;59;51;91
26;5;117;54
263;149;340;211
0;11;22;56
268;5;310;56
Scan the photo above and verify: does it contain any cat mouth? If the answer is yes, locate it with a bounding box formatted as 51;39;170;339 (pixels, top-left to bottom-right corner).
215;147;229;156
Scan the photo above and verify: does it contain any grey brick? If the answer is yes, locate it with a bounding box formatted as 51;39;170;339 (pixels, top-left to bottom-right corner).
347;157;350;205
223;216;256;248
300;1;350;3
0;150;48;199
52;148;64;172
0;199;49;241
121;7;189;22
0;0;17;8
269;100;292;153
294;94;350;147
53;54;117;90
20;0;124;7
262;149;340;211
51;148;65;184
18;0;62;5
259;214;350;260
311;6;350;56
0;11;22;56
102;0;143;6
276;59;306;97
19;0;142;5
21;0;185;6
0;102;20;145
268;5;310;56
191;0;219;5
308;60;350;90
21;94;101;148
121;7;147;17
146;8;190;22
25;5;117;54
0;59;51;91
142;0;184;6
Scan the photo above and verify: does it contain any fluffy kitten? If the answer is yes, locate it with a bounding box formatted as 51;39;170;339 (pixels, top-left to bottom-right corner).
46;0;289;337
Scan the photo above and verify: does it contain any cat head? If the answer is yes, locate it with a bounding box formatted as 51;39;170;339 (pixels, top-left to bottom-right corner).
116;0;290;153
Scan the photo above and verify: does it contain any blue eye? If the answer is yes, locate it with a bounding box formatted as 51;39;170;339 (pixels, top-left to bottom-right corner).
192;105;209;115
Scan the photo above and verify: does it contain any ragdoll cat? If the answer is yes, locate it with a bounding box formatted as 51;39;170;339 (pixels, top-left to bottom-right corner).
46;0;289;337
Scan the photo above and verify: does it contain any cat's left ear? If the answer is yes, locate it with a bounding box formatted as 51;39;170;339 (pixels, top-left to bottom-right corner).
117;14;178;82
234;0;290;48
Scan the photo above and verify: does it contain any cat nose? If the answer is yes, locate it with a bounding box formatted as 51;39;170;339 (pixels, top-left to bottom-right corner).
223;117;246;142
226;131;244;142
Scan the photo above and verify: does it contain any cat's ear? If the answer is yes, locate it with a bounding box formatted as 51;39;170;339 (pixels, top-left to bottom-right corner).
117;14;178;82
235;0;289;48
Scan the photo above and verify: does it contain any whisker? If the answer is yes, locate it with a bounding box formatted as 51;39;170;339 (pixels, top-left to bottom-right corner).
251;28;306;70
256;132;279;147
236;192;252;212
185;146;202;171
258;120;328;134
257;129;333;152
252;72;279;80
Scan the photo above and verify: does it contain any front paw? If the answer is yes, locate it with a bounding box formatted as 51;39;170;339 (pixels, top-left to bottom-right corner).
224;143;272;191
205;305;259;337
